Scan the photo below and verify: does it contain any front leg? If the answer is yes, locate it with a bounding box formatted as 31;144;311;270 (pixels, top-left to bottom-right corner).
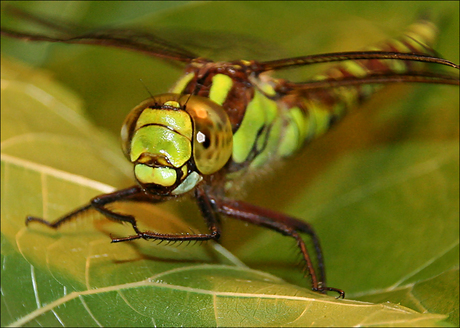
110;185;221;243
25;185;143;230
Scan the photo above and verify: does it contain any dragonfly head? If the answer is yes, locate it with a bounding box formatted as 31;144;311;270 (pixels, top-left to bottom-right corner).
121;93;233;196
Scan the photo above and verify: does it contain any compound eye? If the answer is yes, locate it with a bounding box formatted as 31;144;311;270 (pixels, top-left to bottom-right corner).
186;96;233;175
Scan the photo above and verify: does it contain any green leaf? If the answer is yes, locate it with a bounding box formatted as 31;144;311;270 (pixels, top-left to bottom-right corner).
1;1;458;327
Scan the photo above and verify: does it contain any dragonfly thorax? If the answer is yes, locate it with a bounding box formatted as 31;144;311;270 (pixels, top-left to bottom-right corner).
121;93;233;195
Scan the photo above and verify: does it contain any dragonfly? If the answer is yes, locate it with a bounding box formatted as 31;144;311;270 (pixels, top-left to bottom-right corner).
2;7;459;299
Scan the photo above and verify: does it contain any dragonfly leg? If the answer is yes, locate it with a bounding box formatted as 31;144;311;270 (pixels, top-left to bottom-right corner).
26;184;221;244
25;185;144;229
26;204;93;228
109;185;221;243
90;185;151;236
213;197;345;298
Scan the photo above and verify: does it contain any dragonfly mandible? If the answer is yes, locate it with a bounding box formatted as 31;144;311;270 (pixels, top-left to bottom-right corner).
2;6;459;298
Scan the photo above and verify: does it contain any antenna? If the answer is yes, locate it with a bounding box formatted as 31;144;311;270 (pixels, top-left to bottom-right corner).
139;79;154;99
183;93;193;109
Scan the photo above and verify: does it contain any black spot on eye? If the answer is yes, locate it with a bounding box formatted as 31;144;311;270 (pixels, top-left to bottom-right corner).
197;128;212;149
202;134;211;149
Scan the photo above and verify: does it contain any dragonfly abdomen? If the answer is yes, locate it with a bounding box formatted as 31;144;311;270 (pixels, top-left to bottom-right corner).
276;20;439;156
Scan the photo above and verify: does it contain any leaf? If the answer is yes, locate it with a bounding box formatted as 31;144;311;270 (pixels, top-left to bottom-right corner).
1;1;459;327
